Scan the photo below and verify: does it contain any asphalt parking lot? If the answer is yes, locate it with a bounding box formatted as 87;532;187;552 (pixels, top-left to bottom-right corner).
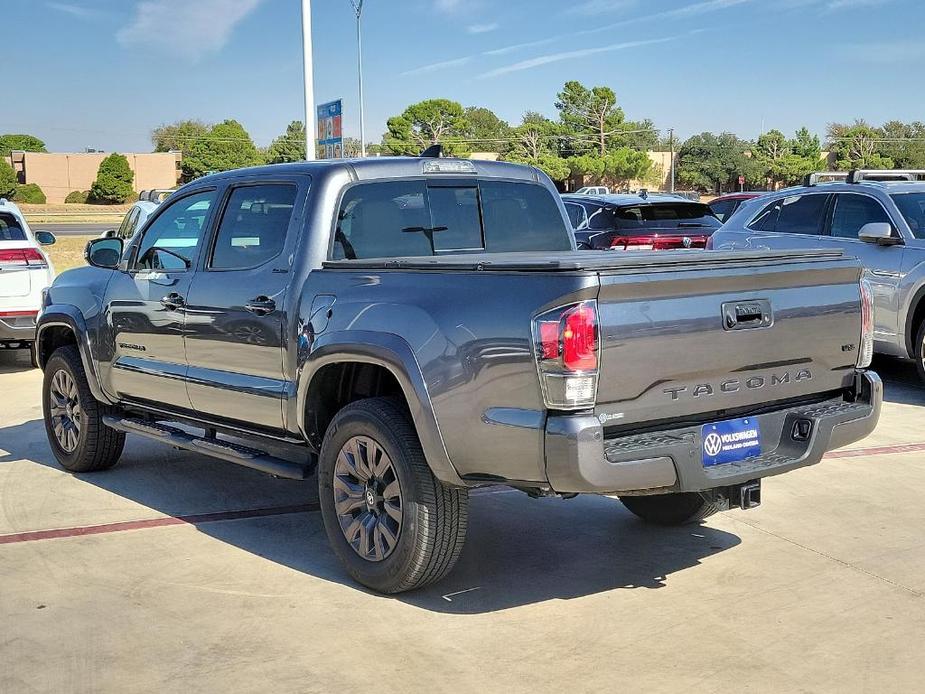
1;352;923;693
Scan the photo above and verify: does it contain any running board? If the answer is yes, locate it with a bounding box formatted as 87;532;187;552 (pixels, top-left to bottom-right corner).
102;415;313;480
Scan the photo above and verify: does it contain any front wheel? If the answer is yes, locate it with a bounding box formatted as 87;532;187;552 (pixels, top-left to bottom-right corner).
42;345;125;472
915;321;925;384
619;492;723;526
318;397;468;593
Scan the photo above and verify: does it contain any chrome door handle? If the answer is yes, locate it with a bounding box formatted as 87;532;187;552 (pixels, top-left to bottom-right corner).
160;293;185;310
245;296;276;315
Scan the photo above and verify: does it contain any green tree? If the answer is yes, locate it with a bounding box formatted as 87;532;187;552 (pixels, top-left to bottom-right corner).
90;153;135;204
266;120;306;163
463;106;510;153
755;129;791;188
827;121;893;170
615;118;659;152
555;81;625;156
182;120;261;180
151;120;210;156
505;113;569;182
0;134;47;156
792;127;822;160
384;99;471;157
677;132;761;193
877;120;925;169
0;160;17;198
568;148;651;187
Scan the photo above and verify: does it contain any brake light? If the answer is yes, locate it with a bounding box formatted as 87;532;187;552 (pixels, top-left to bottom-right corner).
858;276;874;368
532;300;600;409
0;248;46;267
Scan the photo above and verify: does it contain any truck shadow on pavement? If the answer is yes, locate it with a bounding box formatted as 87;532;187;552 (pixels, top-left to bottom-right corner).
871;357;925;406
2;417;741;614
0;349;34;375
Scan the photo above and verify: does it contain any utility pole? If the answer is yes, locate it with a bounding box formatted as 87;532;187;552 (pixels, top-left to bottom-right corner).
301;0;316;160
350;0;366;157
668;128;675;193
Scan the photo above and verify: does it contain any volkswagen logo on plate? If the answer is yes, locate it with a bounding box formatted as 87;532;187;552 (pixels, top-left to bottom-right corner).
703;432;723;457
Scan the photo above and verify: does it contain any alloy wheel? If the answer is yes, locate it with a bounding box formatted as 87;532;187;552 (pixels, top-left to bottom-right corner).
333;436;403;562
49;369;81;453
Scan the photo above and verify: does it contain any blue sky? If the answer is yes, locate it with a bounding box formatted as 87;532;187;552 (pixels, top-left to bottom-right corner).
6;0;924;152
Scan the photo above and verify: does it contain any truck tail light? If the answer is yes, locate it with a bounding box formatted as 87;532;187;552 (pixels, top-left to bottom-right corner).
0;248;47;267
857;276;874;369
533;300;600;410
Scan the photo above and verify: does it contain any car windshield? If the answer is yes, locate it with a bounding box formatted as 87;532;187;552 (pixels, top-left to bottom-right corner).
608;202;721;234
0;212;27;241
891;193;925;239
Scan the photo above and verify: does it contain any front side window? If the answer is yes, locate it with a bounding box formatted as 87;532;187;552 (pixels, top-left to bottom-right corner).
891;192;925;239
830;194;891;239
211;184;297;269
136;190;217;271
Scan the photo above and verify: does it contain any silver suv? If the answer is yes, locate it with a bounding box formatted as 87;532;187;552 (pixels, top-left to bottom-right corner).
712;170;925;380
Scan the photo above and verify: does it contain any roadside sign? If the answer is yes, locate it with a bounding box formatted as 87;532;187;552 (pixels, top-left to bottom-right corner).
317;99;343;159
738;175;745;185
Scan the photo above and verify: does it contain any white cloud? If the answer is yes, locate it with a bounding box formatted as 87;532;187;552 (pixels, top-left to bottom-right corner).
467;22;499;34
827;0;890;8
479;36;676;78
567;0;638;16
401;56;472;76
117;0;264;61
47;2;102;18
435;0;464;12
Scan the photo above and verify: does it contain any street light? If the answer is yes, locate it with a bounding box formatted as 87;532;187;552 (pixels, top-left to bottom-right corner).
349;0;366;157
302;0;316;161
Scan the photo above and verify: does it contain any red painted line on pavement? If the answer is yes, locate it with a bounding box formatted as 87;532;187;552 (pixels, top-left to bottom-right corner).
0;503;318;546
826;441;925;459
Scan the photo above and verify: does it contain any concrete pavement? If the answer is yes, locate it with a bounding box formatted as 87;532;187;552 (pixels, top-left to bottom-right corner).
1;351;923;693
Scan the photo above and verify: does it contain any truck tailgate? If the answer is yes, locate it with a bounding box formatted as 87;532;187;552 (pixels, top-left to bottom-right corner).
593;251;863;428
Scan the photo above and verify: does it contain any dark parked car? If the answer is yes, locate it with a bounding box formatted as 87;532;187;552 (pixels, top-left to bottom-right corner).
37;157;880;593
708;191;768;222
562;192;721;250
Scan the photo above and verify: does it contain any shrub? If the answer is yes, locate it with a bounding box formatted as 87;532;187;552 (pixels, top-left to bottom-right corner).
65;190;90;204
0;160;16;198
13;183;46;204
89;153;134;204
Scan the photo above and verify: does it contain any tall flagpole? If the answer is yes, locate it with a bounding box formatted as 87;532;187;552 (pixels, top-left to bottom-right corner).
302;0;316;160
351;1;366;157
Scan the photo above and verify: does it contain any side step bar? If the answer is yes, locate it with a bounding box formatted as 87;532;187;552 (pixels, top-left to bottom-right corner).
102;416;313;480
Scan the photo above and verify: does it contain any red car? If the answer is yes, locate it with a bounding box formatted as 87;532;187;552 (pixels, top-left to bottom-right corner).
708;191;769;223
562;192;721;251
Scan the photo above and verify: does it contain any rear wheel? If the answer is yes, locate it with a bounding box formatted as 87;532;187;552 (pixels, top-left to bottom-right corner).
318;397;468;593
619;492;723;526
42;346;125;472
915;321;925;384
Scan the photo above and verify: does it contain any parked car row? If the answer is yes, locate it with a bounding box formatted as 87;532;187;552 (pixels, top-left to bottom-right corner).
33;156;881;593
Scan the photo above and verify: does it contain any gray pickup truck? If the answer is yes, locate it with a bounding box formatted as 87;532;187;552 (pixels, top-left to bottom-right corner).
36;157;881;593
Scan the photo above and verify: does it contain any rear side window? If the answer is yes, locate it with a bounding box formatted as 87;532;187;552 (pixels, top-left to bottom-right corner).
830;194;891;239
750;194;827;235
333;179;571;259
710;199;738;222
0;213;26;241
481;181;572;253
564;202;586;229
210;184;297;269
892;192;925;238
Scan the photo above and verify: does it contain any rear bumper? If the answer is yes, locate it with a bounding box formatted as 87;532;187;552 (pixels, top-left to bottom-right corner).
544;370;882;495
0;313;38;342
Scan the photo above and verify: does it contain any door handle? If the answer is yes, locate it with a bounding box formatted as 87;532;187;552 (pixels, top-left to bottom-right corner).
160;292;185;310
245;296;276;315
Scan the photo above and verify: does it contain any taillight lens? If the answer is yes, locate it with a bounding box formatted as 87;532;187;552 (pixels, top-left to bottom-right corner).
0;248;47;267
533;300;600;409
705;236;715;250
858;276;874;368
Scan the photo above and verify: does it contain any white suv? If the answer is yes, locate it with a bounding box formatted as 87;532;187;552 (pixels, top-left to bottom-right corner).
0;198;56;361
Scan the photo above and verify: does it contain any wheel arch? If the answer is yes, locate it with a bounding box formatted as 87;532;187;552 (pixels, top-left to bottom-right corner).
296;330;464;487
36;307;112;404
903;283;925;359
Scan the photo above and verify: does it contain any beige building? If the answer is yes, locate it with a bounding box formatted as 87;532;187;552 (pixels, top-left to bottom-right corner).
7;151;180;204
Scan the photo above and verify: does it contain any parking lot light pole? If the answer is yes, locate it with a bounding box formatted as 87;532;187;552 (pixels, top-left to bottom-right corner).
668;128;675;193
302;0;316;161
350;0;366;157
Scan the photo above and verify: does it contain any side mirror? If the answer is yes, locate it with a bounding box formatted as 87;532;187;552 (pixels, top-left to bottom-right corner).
34;230;56;246
85;237;124;269
858;222;899;245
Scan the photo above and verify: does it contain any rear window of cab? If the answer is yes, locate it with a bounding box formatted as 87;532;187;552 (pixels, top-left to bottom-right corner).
332;179;573;260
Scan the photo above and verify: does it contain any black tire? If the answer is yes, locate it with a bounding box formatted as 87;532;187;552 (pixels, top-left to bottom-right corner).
915;321;925;384
318;397;468;593
42;345;125;472
619;492;723;526
29;341;40;369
